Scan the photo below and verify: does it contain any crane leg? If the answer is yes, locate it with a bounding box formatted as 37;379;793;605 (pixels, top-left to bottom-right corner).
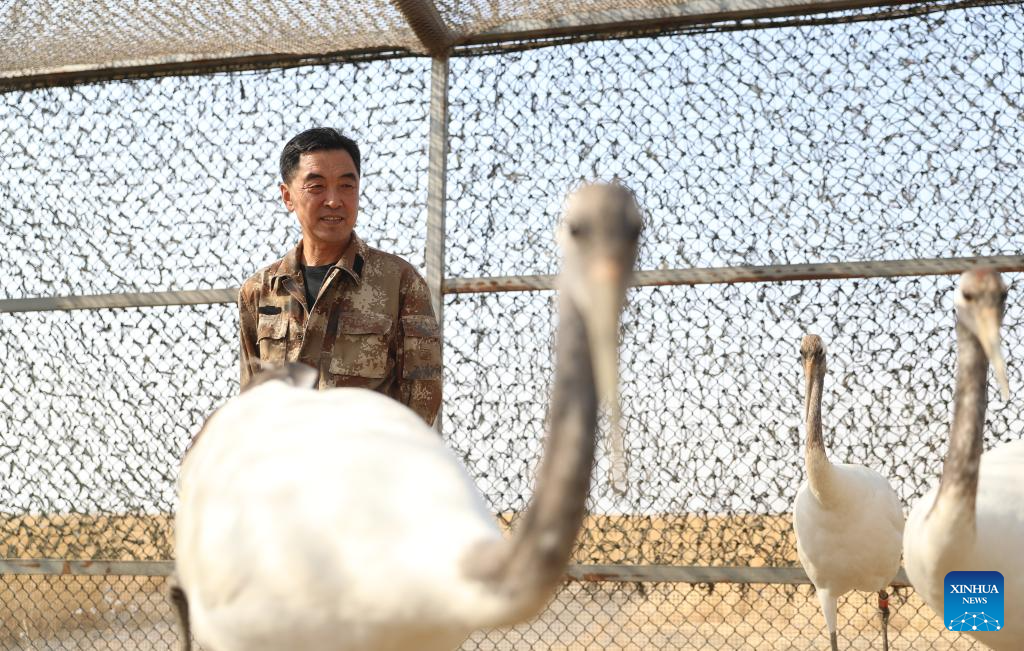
878;590;890;651
167;571;193;651
817;590;840;651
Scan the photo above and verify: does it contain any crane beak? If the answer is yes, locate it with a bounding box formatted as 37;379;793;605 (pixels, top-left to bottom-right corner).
974;306;1010;401
802;358;814;424
586;258;630;494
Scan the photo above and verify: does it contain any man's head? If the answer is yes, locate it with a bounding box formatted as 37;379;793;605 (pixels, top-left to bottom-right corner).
279;128;362;259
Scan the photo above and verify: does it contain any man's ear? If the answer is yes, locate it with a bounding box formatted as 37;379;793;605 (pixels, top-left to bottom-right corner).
280;182;294;212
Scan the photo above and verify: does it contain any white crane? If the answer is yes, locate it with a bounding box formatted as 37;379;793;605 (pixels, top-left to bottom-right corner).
169;183;642;651
903;268;1022;650
792;334;905;651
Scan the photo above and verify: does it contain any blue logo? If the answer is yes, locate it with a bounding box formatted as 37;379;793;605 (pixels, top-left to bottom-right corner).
944;571;1004;632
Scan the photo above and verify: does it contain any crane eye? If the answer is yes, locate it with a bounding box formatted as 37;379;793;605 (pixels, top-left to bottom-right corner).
961;291;976;302
569;223;590;239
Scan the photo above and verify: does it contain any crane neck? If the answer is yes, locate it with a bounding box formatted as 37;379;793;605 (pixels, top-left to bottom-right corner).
929;318;987;539
460;289;598;624
804;363;838;506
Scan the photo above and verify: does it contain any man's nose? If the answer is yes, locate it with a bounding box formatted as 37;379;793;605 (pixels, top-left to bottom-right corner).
324;190;343;208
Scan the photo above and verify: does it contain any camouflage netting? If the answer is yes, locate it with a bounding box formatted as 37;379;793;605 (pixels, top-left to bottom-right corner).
0;58;430;299
3;0;954;85
0;1;419;80
444;5;1024;276
1;1;1023;649
447;276;1024;569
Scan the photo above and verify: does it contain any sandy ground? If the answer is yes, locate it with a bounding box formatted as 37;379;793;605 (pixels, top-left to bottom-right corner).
0;514;985;650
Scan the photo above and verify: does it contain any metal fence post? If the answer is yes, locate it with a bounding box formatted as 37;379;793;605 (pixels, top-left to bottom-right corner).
426;55;449;434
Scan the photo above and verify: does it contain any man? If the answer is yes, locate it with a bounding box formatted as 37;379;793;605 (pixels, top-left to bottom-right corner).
238;128;442;425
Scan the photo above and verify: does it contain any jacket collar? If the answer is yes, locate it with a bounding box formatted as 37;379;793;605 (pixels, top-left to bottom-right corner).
272;232;366;288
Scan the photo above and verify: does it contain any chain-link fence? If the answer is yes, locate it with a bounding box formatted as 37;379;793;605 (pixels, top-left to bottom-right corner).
3;1;1024;649
0;574;989;649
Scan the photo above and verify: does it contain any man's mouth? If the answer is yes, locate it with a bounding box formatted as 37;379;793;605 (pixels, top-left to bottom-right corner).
320;215;346;223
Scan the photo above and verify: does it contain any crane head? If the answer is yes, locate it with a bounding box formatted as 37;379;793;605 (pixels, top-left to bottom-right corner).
800;334;827;423
955;268;1010;401
556;182;642;493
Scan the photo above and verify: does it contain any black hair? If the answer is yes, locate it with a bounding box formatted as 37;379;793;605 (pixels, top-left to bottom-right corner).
279;128;361;183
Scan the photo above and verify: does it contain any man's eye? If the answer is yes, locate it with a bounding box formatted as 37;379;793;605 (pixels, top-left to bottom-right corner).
306;185;324;192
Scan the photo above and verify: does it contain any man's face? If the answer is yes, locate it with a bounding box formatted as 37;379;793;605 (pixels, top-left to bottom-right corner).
280;149;360;251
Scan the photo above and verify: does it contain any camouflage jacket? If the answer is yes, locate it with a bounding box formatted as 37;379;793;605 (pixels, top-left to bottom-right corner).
238;233;442;426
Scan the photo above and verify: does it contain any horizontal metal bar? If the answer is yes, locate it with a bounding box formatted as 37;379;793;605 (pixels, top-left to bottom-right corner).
463;0;912;46
0;47;411;94
0;558;911;586
568;564;911;586
444;255;1024;295
0;559;174;576
444;274;558;294
0;288;237;314
4;0;1002;92
450;0;1018;58
4;255;1021;313
460;0;1020;58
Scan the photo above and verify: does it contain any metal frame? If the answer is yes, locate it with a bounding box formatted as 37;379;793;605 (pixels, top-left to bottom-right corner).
1;0;1013;91
0;288;237;314
443;255;1024;295
4;256;1022;314
425;57;449;325
0;47;412;94
0;559;173;577
461;0;919;46
0;559;911;586
425;55;450;433
1;1;1020;615
394;0;458;56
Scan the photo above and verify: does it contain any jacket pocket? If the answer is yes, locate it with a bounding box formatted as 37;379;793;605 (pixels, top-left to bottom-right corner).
400;314;442;380
256;312;289;366
329;312;392;379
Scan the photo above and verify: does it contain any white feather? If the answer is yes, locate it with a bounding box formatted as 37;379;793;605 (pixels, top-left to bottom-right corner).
174;182;641;651
795;464;904;595
902;269;1021;650
792;337;904;647
904;439;1024;650
176;386;509;651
